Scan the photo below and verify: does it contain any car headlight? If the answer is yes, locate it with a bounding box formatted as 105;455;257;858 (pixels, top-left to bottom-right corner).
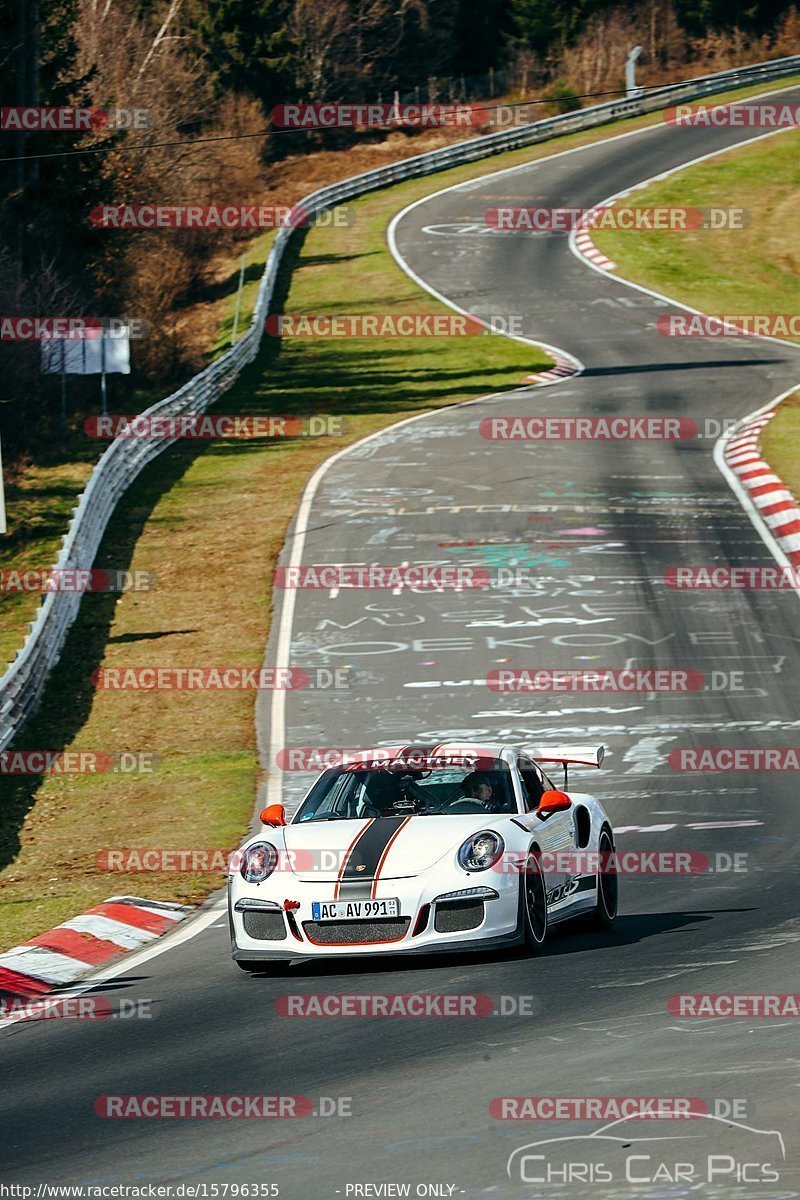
458;830;505;872
240;841;278;884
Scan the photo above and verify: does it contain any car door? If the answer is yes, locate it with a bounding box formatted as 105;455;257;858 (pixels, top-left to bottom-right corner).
513;755;577;913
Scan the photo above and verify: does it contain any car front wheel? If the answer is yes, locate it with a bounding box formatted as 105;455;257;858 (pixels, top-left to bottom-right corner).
590;827;618;930
521;849;548;951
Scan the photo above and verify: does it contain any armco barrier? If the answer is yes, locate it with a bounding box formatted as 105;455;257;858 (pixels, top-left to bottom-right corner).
1;55;799;749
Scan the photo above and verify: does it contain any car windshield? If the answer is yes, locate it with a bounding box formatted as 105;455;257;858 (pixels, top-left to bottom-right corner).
293;761;516;823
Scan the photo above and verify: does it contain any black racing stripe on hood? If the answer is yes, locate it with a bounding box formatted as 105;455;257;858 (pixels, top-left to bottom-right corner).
337;816;408;899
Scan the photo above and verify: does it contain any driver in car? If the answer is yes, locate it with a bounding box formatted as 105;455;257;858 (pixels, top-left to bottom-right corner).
460;772;495;808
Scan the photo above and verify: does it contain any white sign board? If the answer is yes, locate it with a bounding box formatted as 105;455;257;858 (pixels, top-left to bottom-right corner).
41;328;131;375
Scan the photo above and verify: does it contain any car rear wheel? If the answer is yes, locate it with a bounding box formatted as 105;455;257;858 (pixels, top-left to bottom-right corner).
590;827;618;930
521;849;548;951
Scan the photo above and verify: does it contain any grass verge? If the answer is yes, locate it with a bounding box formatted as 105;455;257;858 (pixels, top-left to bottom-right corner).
761;391;800;499
591;122;800;505
593;126;800;330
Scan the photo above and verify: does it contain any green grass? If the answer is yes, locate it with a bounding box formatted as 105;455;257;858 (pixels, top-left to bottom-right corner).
211;230;277;357
593;127;800;333
0;462;95;672
590;117;800;502
762;391;800;499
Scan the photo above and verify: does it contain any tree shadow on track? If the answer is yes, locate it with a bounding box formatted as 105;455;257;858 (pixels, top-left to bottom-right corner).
581;359;775;377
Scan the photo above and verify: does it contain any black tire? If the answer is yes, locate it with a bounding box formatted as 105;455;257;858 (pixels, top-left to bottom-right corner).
590;827;618;930
236;959;292;976
521;849;548;951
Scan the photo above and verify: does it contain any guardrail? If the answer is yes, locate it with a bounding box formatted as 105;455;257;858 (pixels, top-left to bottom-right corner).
1;53;798;750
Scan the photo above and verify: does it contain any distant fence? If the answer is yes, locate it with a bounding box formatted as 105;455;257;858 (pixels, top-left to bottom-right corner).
1;53;798;750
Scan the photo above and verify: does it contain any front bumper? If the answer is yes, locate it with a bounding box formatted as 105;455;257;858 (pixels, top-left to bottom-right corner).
229;870;521;960
232;928;524;962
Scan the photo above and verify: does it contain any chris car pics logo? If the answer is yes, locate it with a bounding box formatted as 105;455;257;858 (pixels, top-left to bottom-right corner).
506;1113;785;1186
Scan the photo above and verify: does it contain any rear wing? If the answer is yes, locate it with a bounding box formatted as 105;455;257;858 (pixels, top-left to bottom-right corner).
526;745;605;788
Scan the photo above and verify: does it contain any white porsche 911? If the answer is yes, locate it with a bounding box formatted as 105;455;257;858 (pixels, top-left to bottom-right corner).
228;742;617;973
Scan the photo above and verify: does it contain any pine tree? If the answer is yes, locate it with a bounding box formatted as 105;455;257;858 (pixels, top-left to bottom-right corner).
185;0;294;110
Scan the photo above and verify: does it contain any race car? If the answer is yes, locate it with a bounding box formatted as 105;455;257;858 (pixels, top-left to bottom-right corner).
228;742;617;972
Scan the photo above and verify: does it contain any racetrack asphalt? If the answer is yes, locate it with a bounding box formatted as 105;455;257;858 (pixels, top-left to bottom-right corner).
2;88;799;1199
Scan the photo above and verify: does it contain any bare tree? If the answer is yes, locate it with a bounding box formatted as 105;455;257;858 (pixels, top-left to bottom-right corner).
289;0;351;100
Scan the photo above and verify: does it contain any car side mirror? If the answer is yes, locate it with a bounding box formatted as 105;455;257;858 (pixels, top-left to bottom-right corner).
259;803;287;827
537;789;571;817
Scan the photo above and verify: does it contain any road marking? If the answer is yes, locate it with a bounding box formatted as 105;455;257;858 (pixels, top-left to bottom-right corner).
617;820;763;833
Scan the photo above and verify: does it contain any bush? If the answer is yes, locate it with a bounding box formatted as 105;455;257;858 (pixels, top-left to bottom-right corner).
543;80;582;115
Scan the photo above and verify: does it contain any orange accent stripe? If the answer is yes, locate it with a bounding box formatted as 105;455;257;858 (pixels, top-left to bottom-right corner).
333;820;373;900
370;815;412;898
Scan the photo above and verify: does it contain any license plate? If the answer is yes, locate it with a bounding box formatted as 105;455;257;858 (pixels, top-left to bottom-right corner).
312;898;399;921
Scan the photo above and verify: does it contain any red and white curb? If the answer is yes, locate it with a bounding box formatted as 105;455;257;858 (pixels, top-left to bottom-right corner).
573;177;667;273
721;405;800;568
522;353;582;386
0;896;191;998
573;224;616;271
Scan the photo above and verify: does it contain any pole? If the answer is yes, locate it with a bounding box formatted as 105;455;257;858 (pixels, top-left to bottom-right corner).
100;332;107;416
231;252;246;345
626;46;644;99
0;435;6;534
60;337;66;432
